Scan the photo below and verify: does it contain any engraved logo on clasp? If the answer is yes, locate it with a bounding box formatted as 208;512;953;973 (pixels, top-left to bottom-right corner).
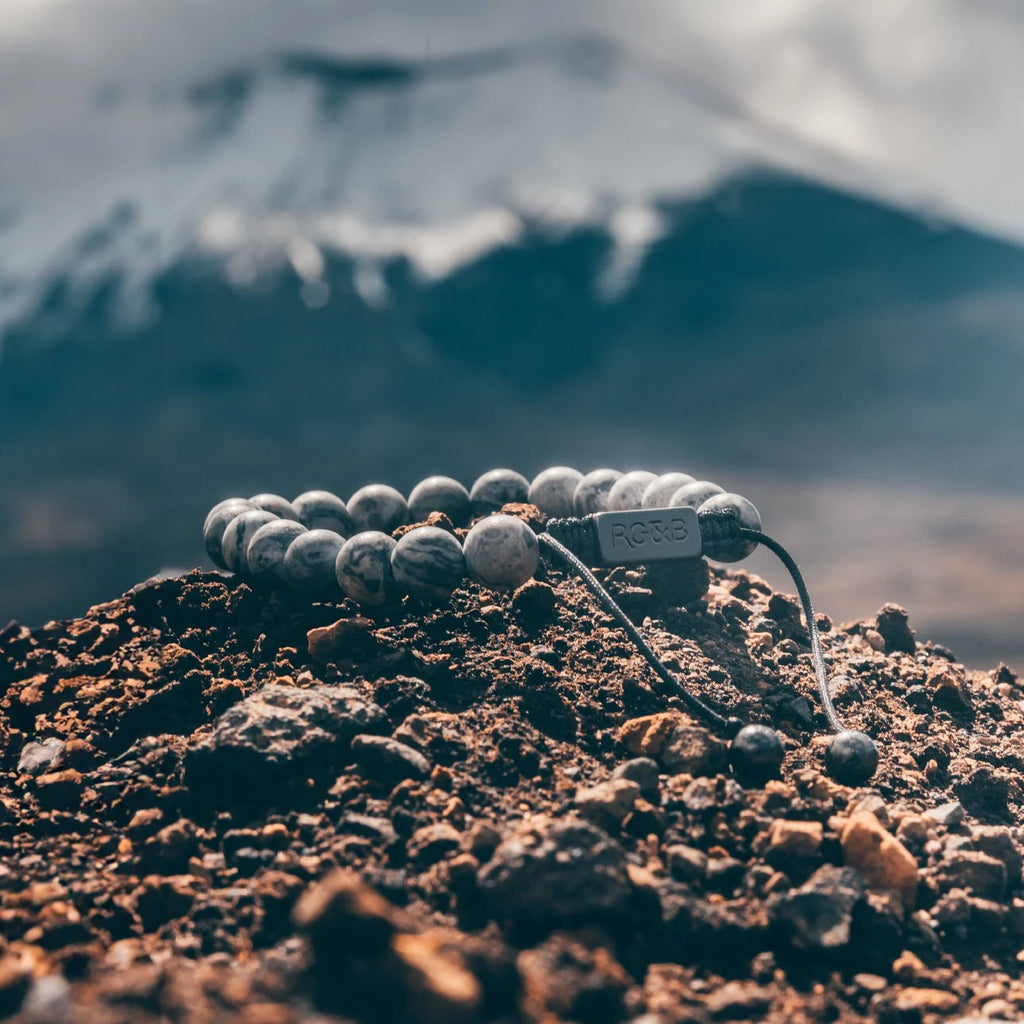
610;517;689;549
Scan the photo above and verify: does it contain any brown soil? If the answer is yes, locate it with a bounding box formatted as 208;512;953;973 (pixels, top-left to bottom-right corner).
1;515;1023;1023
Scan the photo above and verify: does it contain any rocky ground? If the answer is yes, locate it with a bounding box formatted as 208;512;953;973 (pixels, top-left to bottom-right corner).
1;506;1023;1023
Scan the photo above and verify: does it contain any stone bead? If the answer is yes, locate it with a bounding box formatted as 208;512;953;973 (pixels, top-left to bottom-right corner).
348;484;409;534
203;500;258;569
469;469;530;517
246;520;308;586
642;473;696;509
606;471;658;511
248;493;300;520
221;510;279;575
697;492;761;562
336;531;399;606
283;530;346;595
528;466;584;518
291;490;354;535
463;514;540;589
391;526;466;602
825;730;879;786
572;469;622;515
408;476;472;527
670;480;725;510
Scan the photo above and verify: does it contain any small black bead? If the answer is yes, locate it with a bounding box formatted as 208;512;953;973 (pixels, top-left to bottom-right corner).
729;724;784;786
824;730;879;786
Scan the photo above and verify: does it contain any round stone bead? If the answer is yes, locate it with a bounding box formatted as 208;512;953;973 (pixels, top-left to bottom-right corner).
203;500;258;569
336;531;399;606
408;476;472;527
528;466;583;519
291;490;354;535
606;471;658;511
729;724;784;786
573;469;622;515
469;469;530;517
221;510;278;575
246;520;308;586
348;484;409;534
824;730;879;786
283;529;346;595
391;526;466;602
670;480;725;510
463;514;540;589
642;473;696;509
697;492;761;562
248;493;300;520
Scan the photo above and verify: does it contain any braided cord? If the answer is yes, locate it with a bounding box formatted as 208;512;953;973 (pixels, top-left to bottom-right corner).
538;531;733;733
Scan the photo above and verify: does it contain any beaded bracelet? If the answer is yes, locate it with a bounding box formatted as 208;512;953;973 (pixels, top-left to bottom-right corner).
202;467;878;788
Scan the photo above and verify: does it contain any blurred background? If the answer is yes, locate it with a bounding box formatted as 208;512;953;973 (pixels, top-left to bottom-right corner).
1;0;1022;670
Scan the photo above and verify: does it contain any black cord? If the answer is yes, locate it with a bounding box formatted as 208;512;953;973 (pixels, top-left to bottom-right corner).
538;531;735;734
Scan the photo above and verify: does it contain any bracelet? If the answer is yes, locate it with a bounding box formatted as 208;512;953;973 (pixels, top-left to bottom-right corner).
202;467;878;789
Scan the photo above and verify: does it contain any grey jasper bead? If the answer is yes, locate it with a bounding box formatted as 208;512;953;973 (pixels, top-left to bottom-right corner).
391;526;466;602
469;469;530;517
246;519;308;586
606;470;658;511
642;473;696;509
249;493;300;520
528;466;583;518
204;499;258;569
348;484;410;534
408;476;472;527
698;492;762;562
221;510;279;575
670;480;725;510
292;490;354;535
573;469;622;515
283;529;346;594
463;515;540;590
336;531;399;606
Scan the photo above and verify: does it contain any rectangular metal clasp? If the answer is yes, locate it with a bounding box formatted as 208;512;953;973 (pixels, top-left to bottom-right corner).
593;506;701;564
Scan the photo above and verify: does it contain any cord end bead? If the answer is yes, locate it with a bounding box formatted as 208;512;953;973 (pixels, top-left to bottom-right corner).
824;730;879;786
729;724;785;786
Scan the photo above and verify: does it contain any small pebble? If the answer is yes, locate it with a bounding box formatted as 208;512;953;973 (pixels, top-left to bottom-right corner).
221;510;279;575
670;480;725;509
606;470;658;511
642;472;696;508
248;493;300;520
391;526;466;601
469;469;530;516
463;514;539;589
283;530;346;595
335;531;400;606
573;468;622;515
348;484;409;534
291;490;354;535
528;466;583;518
203;500;258;569
246;520;308;586
611;757;660;801
699;492;762;561
408;476;472;527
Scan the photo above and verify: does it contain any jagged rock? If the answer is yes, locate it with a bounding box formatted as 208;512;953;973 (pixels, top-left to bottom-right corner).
17;737;64;776
840;812;918;905
351;734;431;784
768;865;864;951
574;779;640;830
937;850;1007;900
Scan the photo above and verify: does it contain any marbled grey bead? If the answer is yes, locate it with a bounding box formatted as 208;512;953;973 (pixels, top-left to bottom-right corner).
283;529;346;595
336;531;399;606
698;492;762;562
528;466;583;518
463;515;539;590
407;475;472;527
391;526;466;602
203;500;258;569
469;469;530;517
573;469;622;515
642;473;696;509
606;470;658;511
292;490;354;535
248;493;300;521
348;484;410;534
221;510;279;575
670;480;725;510
246;519;308;586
